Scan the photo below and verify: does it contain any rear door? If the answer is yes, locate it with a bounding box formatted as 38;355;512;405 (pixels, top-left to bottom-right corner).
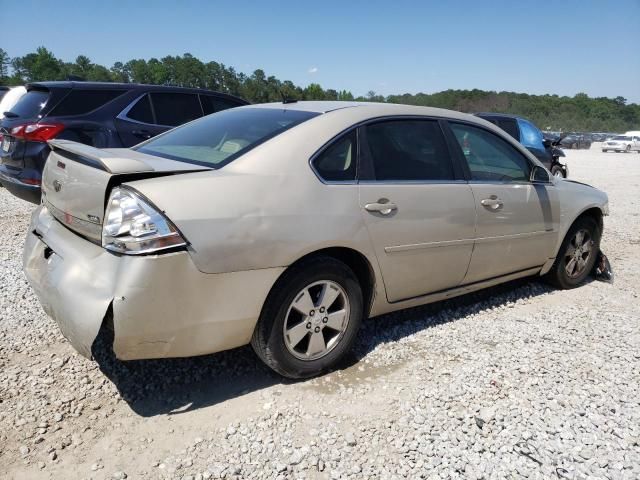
358;118;476;302
115;92;203;147
447;121;559;284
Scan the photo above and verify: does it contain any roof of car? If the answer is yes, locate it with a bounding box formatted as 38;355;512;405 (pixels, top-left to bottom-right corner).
26;81;248;102
245;101;483;122
474;112;523;120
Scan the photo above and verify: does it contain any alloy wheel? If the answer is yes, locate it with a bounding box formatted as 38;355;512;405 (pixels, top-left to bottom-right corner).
564;229;594;279
283;280;350;361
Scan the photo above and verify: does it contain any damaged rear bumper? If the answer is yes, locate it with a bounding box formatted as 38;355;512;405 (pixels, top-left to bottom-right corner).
23;206;284;360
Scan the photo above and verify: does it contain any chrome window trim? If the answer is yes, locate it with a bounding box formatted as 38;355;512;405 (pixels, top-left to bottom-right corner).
359;179;467;185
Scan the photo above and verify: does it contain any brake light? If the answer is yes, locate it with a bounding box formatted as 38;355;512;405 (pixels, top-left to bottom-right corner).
10;123;65;142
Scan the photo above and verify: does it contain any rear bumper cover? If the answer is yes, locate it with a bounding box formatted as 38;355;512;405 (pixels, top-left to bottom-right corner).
23;206;284;360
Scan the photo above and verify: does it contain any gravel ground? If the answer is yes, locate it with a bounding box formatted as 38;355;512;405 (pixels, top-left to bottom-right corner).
1;146;639;480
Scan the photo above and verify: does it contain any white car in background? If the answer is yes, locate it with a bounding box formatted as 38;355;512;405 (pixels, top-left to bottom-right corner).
602;134;640;153
0;86;26;120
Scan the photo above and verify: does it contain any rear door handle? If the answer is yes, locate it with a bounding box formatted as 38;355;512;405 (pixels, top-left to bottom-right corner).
365;199;397;215
480;196;503;210
132;129;152;139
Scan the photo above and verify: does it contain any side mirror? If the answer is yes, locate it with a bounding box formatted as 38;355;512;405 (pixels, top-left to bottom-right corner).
530;165;551;183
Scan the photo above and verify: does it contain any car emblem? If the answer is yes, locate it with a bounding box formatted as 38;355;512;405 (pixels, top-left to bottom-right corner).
53;180;62;192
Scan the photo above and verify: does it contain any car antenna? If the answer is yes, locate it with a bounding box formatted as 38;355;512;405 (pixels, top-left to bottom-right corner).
280;91;298;104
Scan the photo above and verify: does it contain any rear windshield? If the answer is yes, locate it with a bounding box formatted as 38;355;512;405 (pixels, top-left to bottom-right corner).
136;107;320;168
6;89;49;118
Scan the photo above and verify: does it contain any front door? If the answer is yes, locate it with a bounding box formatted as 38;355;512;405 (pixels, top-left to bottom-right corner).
447;121;559;284
358;119;477;302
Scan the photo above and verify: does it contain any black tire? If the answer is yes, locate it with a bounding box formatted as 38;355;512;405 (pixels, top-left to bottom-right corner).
602;149;607;153
551;165;566;178
251;256;363;379
545;216;601;289
626;145;631;152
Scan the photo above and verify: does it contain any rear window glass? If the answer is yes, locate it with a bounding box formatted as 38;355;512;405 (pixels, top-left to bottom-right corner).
200;95;243;115
150;93;202;126
8;90;49;118
136;107;319;168
49;89;125;116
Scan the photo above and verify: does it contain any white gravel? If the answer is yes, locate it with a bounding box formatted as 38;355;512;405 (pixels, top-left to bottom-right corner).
1;147;639;480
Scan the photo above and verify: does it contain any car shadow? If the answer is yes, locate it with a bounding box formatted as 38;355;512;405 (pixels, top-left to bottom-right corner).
92;276;562;417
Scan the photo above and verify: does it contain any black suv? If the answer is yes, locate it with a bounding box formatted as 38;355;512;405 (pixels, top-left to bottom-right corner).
0;82;248;203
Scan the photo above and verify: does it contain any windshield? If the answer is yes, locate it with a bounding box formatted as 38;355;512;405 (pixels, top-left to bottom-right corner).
136;107;320;168
7;89;49;118
612;136;630;141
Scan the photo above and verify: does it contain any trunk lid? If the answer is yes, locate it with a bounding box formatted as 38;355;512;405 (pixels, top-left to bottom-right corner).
42;139;210;243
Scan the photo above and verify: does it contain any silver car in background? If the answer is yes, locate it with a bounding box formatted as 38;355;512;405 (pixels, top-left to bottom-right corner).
23;102;609;378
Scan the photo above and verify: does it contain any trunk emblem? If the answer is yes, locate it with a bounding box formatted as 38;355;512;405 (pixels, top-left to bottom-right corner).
53;180;62;192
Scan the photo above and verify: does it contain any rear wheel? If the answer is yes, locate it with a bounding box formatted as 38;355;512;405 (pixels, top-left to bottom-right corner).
251;256;363;379
545;216;600;289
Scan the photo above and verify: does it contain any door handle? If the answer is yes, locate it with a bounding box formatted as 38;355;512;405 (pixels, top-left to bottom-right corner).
480;196;503;210
365;199;397;215
132;129;152;139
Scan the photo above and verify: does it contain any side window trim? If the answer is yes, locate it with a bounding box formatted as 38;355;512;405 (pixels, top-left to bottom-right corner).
445;119;537;185
117;93;158;126
309;127;359;185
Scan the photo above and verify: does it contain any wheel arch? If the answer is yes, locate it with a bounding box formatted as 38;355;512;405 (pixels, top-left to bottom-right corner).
268;246;377;318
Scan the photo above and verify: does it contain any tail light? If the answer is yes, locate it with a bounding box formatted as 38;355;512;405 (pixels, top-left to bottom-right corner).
10;123;65;142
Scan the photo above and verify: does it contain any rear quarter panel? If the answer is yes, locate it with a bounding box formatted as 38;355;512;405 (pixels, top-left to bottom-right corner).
128;109;380;275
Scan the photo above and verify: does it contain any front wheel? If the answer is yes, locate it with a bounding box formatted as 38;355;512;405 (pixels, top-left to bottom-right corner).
251;256;363;379
545;216;601;289
551;165;566;178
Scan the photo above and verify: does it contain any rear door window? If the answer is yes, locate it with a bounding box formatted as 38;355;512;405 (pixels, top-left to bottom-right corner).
363;120;455;181
48;89;125;116
7;89;50;118
126;95;154;124
200;95;243;115
150;93;203;126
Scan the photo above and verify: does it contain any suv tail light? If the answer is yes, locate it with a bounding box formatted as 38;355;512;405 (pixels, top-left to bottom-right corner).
10;123;65;142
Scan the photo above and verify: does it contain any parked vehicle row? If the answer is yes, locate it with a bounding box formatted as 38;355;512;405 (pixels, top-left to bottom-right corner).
22;100;609;378
0;82;248;203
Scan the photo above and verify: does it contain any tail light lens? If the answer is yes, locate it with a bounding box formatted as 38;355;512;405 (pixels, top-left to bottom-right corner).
10;123;65;142
102;187;187;255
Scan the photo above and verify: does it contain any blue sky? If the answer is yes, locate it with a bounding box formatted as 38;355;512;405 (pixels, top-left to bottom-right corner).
3;0;640;102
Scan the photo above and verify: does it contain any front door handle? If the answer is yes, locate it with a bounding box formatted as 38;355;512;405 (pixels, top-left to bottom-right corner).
365;199;397;215
480;195;503;210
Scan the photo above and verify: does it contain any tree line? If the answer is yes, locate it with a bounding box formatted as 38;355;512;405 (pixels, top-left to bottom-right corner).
1;47;638;132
